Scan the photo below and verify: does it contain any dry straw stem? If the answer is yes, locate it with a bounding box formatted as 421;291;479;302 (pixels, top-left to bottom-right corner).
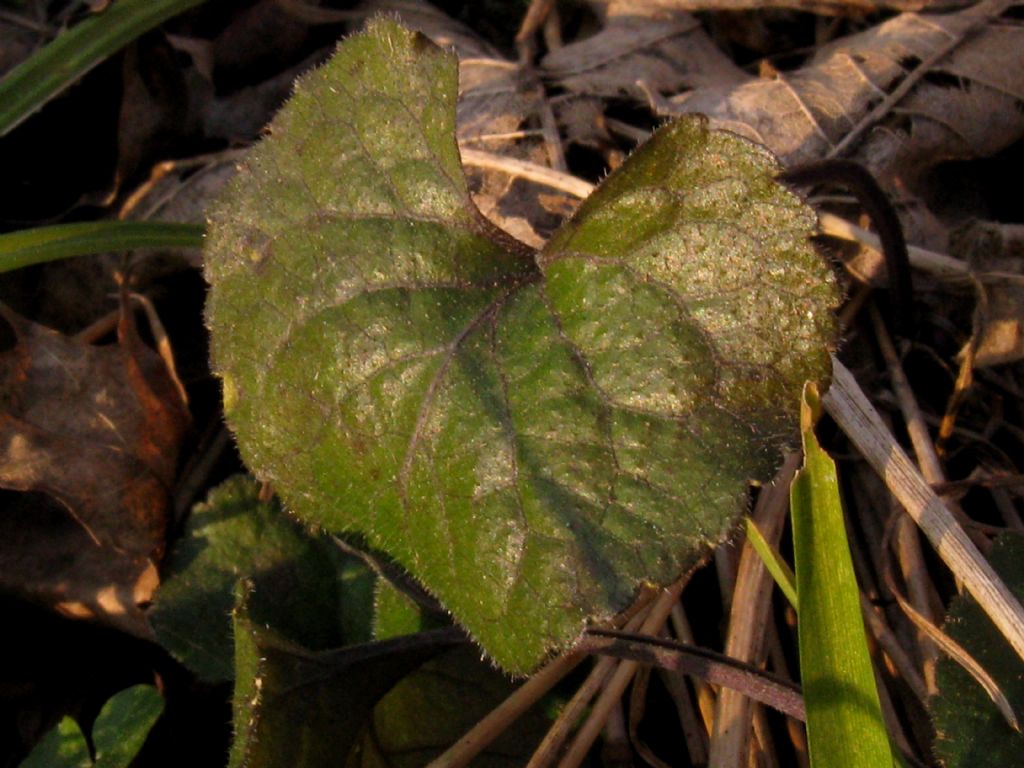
557;579;688;768
859;589;929;704
869;304;942;689
460;147;595;198
428;588;662;768
669;604;717;727
823;356;1024;664
423;647;587;768
816;212;968;284
654;656;709;765
889;570;1018;730
525;649;622;766
525;607;652;768
709;452;801;767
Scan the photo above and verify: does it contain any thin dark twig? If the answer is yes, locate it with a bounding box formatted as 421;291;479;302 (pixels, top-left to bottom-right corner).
581;628;806;722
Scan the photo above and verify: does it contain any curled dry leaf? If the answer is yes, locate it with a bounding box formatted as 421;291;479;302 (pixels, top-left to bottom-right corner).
953;220;1024;367
631;0;972;15
542;0;747;156
0;301;190;636
0;16;37;78
542;0;747;100
669;1;1024;176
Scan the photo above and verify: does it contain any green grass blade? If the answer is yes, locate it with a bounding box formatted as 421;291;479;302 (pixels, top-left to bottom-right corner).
0;221;204;273
745;516;798;610
791;382;893;768
0;0;208;137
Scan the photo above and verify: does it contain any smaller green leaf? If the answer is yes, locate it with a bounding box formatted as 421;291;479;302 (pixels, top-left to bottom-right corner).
932;535;1024;768
229;583;463;768
346;646;553;768
0;0;208;136
21;685;163;768
0;221;204;274
373;578;448;641
791;383;892;768
151;475;375;682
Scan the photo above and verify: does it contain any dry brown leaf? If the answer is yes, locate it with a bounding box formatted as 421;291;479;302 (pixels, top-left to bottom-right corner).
658;1;1023;250
625;0;971;15
0;16;40;77
542;0;747;99
201;49;328;141
211;0;312;87
953;220;1024;367
0;301;190;637
668;1;1024;173
115;40;191;192
541;0;745;153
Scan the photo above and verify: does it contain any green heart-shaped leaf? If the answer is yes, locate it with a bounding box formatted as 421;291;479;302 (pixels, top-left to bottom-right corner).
204;18;838;673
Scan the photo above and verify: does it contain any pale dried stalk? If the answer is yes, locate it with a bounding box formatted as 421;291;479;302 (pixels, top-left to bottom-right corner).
708;453;800;768
515;0;556;43
558;579;687;768
657;664;709;766
459;147;594;198
938;272;985;452
870;305;945;485
424;647;586;768
536;90;568;173
715;541;739;615
526;657;617;767
670;603;718;734
860;592;929;705
602;700;631;765
993;487;1024;530
895;513;940;693
750;704;780;768
873;657;920;762
891;580;1018;729
72;294;188;407
817;212;968;283
128;292;189;407
870;304;942;691
525;606;651;768
119;148;246;221
823;356;1024;664
764;620;809;767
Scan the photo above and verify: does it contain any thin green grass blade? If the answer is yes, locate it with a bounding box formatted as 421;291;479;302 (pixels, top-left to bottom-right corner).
0;221;204;273
745;516;798;610
0;0;208;137
791;382;893;768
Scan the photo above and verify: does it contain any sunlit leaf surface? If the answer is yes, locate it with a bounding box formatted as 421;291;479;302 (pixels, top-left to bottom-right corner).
204;18;838;673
